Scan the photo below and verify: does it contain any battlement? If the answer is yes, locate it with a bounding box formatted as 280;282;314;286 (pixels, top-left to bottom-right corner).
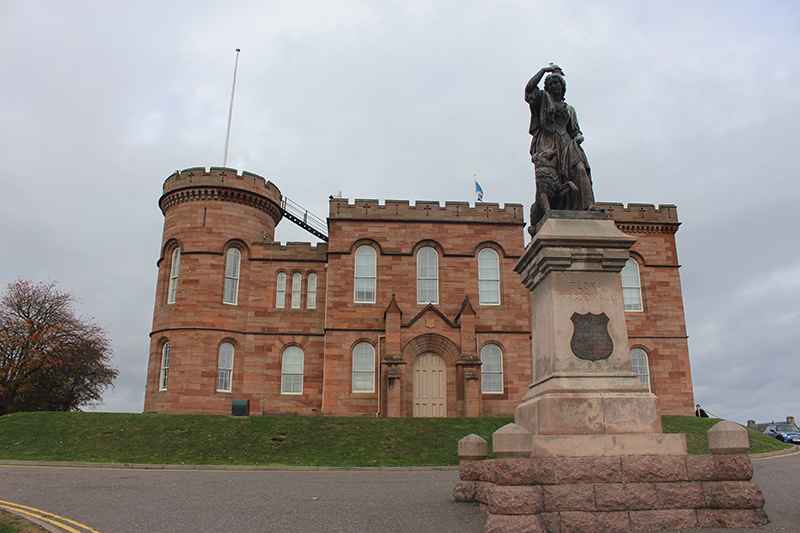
253;241;328;261
329;199;525;224
598;203;679;224
162;167;282;204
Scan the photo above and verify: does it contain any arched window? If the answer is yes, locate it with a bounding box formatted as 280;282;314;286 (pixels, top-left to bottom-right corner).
167;248;180;304
217;342;234;392
354;245;376;303
352;342;376;393
223;248;241;305
307;273;317;309
291;273;302;309
159;342;171;391
417;247;438;304
276;272;286;308
481;344;504;394
630;348;650;390
621;258;643;311
281;346;304;395
478;248;500;305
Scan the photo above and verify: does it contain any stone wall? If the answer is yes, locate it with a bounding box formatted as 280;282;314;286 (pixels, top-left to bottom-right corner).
455;455;768;532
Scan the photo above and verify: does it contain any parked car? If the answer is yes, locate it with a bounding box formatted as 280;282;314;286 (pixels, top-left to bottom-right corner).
763;423;800;444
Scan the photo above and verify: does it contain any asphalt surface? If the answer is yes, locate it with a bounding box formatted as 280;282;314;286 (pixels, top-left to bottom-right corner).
0;451;797;533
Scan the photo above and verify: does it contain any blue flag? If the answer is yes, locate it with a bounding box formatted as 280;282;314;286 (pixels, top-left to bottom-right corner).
475;180;484;202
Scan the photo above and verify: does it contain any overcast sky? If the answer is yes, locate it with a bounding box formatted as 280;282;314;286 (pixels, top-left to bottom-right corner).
1;1;798;425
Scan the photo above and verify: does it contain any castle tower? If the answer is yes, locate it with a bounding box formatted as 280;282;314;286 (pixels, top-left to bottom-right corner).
145;167;282;413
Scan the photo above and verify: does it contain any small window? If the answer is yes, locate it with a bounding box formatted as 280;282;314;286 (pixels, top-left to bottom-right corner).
159;342;171;391
276;272;286;308
621;258;643;311
223;248;241;305
307;273;317;309
630;348;650;390
354;246;376;303
481;344;503;394
417;247;438;304
168;248;180;304
352;342;376;393
217;342;234;392
478;248;500;305
281;346;304;395
291;273;302;309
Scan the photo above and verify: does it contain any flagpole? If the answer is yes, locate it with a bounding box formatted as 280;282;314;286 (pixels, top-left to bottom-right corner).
223;48;241;168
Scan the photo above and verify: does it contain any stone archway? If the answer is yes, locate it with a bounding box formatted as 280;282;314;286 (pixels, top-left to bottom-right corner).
413;352;446;417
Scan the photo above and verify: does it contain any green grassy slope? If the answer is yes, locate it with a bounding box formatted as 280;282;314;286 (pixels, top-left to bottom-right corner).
0;412;791;467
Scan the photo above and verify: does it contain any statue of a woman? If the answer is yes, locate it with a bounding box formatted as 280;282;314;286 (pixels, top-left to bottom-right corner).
526;64;599;229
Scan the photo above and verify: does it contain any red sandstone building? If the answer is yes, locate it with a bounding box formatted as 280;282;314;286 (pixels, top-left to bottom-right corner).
144;167;694;417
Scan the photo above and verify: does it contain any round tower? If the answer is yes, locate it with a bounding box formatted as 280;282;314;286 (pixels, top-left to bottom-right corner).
145;167;282;413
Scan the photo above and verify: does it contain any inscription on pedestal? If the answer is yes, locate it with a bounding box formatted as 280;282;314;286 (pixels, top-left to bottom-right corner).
570;312;613;361
557;281;617;303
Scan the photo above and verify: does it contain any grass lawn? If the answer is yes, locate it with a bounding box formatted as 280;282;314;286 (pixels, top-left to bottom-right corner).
0;412;791;467
0;510;47;533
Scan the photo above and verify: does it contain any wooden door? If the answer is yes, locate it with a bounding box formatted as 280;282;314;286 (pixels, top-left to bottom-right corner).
413;353;446;417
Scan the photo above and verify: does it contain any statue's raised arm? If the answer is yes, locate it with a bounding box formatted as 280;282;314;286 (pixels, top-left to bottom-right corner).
526;64;600;232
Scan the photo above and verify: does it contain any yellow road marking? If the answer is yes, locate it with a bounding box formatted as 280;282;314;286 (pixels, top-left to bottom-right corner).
0;500;102;533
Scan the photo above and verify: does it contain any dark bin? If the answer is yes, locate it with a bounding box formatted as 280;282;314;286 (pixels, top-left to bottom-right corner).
231;398;250;417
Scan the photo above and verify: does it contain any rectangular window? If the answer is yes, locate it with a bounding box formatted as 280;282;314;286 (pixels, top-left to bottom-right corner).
223;249;241;305
417;247;438;304
478;249;500;305
159;343;171;391
216;343;234;393
307;273;317;309
354;246;376;303
168;249;180;304
481;345;503;394
621;259;643;311
352;343;376;393
276;272;286;308
281;347;304;395
291;273;301;309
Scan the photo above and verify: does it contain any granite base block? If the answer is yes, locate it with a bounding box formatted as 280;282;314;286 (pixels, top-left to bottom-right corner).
455;454;768;532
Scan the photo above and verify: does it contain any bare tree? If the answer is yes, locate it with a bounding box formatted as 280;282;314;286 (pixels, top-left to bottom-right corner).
0;279;117;415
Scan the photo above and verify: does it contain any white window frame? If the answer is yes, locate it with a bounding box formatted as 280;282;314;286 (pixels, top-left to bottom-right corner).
478;248;500;305
481;344;504;394
168;248;180;304
223;248;241;305
417;246;439;304
159;342;171;391
630;347;650;390
276;272;286;308
307;273;317;309
291;272;302;309
621;258;643;312
281;346;304;395
217;342;234;393
354;245;376;303
352;342;376;393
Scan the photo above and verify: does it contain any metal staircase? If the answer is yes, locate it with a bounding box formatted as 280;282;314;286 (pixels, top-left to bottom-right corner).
280;197;329;242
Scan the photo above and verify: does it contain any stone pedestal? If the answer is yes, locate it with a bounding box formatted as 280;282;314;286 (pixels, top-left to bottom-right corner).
454;212;768;531
513;212;664;450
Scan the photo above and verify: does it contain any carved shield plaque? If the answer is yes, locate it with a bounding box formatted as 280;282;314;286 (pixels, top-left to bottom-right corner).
570;312;613;361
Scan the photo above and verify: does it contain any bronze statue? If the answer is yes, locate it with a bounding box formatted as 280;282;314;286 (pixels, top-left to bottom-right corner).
526;64;600;231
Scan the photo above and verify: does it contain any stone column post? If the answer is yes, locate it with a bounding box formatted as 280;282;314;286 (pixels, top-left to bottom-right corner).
514;212;662;438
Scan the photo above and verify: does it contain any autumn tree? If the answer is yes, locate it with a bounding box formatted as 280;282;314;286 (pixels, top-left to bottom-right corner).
0;279;118;415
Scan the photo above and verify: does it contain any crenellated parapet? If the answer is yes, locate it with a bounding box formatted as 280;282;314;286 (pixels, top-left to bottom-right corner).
599;202;680;234
329;199;525;224
159;167;283;224
252;241;328;262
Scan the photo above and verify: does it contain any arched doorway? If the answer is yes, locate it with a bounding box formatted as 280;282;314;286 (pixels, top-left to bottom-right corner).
413;352;446;417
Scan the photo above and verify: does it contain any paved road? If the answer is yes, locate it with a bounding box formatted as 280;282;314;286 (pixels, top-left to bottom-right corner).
0;452;797;532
